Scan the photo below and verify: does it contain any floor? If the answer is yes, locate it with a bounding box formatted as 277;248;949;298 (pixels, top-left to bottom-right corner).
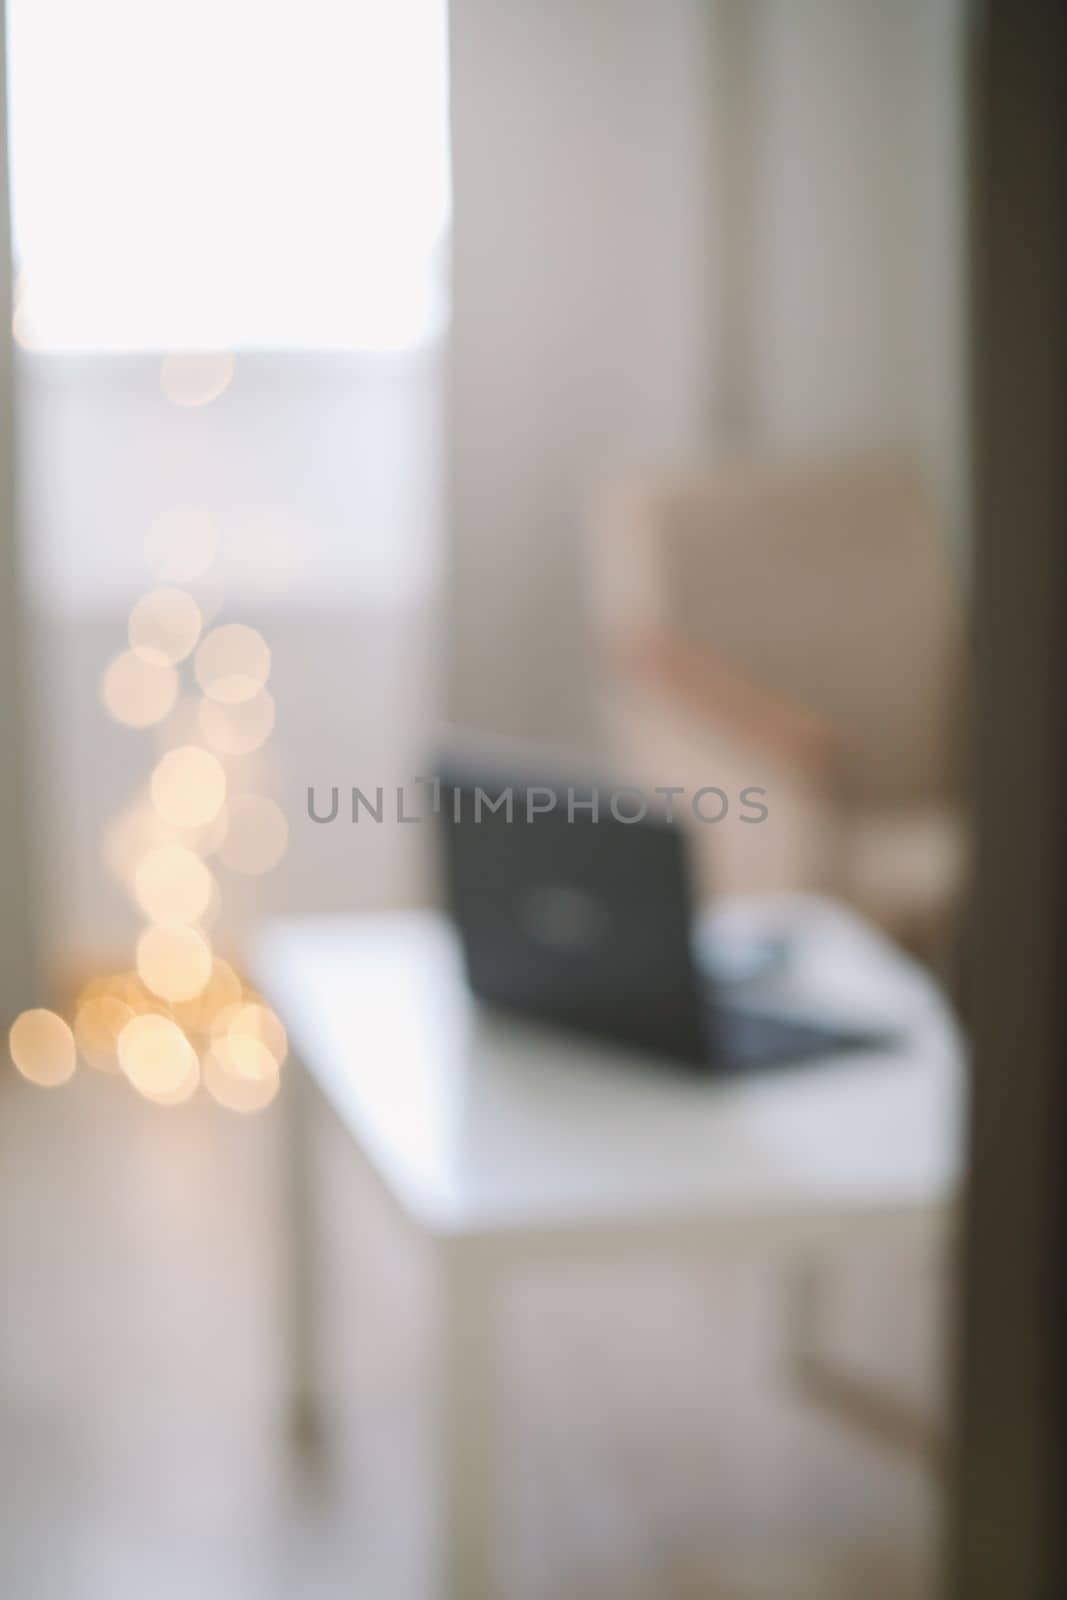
0;1062;944;1600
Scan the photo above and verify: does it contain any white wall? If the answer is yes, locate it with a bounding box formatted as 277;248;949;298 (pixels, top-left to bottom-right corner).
0;0;41;1021
446;0;718;745
741;0;967;543
445;0;969;750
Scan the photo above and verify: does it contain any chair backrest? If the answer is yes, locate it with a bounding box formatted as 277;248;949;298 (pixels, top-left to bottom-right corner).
644;458;967;810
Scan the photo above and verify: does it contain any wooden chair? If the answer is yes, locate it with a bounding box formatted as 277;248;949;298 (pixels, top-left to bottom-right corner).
588;457;970;972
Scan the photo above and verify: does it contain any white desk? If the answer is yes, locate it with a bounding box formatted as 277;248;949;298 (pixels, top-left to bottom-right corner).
253;896;964;1599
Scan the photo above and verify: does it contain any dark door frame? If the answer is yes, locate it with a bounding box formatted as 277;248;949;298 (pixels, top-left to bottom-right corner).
949;1;1067;1594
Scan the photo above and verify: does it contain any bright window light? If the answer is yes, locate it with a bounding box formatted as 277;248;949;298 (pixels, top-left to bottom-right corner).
7;0;450;352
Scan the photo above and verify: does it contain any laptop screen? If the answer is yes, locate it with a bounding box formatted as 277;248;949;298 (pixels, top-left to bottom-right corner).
437;757;709;1065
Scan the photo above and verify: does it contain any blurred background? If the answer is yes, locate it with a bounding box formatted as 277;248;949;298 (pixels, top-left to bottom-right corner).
0;1;972;1596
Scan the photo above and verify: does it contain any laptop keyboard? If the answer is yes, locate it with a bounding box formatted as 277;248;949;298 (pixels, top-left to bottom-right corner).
709;998;889;1070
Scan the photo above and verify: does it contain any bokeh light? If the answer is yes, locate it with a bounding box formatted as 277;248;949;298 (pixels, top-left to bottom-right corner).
203;1047;280;1113
167;958;244;1037
144;507;218;584
194;624;271;704
108;789;230;866
186;804;232;860
133;844;216;926
150;746;227;829
136;924;213;1003
198;688;276;756
12;301;44;350
115;974;166;1016
192;959;244;1026
160;352;236;408
11;275;45;350
9;1009;77;1087
118;1013;199;1099
100;649;180;729
102;799;170;887
42;416;289;1110
73;992;134;1073
218;795;289;876
128;586;202;667
210;1028;276;1084
144;1054;201;1107
211;1000;288;1080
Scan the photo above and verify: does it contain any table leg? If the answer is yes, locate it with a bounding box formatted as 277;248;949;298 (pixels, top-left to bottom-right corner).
434;1237;495;1600
785;1256;946;1470
283;1059;319;1447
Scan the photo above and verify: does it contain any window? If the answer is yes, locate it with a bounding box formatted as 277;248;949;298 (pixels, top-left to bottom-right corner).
8;0;450;352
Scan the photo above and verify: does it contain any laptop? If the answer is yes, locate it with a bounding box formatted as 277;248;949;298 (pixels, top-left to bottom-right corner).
436;755;893;1073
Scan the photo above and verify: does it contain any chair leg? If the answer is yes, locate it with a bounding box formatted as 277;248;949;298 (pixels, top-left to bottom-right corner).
785;1257;947;1472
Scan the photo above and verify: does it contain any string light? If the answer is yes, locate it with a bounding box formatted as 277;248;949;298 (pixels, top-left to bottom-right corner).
11;275;45;351
73;993;133;1073
203;1048;280;1113
150;745;227;830
12;369;289;1115
194;623;271;704
9;1008;77;1087
101;649;180;728
144;1055;201;1107
129;587;202;667
169;959;244;1036
160;352;236;408
118;1013;198;1098
133;844;216;927
102;800;170;887
211;1000;288;1078
136;924;213;1004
